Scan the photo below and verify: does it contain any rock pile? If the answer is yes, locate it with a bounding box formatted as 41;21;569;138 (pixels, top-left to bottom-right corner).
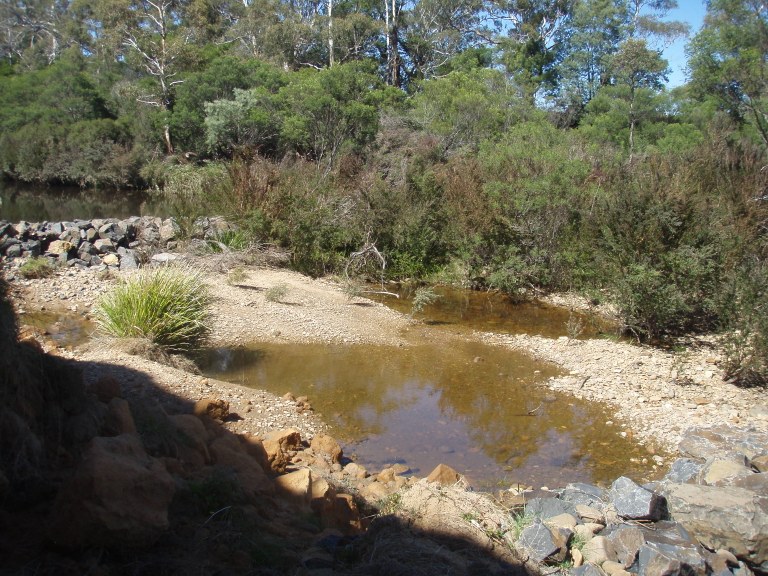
0;216;233;269
508;426;768;576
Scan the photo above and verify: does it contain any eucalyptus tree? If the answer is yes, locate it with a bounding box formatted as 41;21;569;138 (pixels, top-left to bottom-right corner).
0;0;81;67
688;0;768;148
88;0;198;153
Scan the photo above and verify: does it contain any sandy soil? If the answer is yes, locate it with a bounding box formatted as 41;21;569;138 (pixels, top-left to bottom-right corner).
6;255;768;466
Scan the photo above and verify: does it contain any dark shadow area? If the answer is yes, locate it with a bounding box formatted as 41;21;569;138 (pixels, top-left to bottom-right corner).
0;274;543;576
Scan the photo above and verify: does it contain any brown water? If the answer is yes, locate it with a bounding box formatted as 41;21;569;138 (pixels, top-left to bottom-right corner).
19;310;94;347
374;285;615;338
199;339;652;490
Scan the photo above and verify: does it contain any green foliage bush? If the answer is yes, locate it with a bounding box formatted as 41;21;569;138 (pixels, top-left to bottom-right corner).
95;266;211;353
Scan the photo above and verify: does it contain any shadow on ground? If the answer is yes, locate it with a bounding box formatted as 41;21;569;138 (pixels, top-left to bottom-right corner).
0;276;540;576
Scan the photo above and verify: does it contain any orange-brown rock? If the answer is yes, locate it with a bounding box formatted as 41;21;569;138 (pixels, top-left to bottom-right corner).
193;397;229;421
90;376;122;402
48;434;175;548
106;397;137;435
170;414;211;467
262;438;289;473
426;463;462;486
263;428;302;451
208;435;273;498
241;434;271;474
310;433;343;464
274;468;312;509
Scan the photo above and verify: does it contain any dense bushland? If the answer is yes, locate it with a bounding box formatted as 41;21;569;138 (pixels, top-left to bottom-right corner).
2;0;767;383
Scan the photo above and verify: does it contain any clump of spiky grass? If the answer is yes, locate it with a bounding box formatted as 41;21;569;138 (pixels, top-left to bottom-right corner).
18;257;55;279
265;282;289;303
95;266;211;353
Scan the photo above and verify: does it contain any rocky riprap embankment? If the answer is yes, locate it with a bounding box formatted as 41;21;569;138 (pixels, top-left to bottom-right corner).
0;216;231;269
503;425;768;576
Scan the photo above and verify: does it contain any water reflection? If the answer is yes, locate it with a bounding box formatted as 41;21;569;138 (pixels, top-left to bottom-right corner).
199;340;651;489
377;285;614;338
0;183;169;222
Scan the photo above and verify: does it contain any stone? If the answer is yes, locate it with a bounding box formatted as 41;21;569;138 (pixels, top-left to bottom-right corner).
102;253;119;266
732;471;768;493
208;435;273;497
679;426;768;461
310;433;343;464
89;376;122;402
582;535;617;566
193;397;230;421
426;463;461;485
274;468;312;509
576;504;606;525
518;520;570;564
360;481;392;503
262;439;288;473
119;250;138;270
264;428;302;452
47;239;73;255
575;523;602;541
662;482;768;567
106;398;137;435
546;512;578;530
48;434;175;548
570;565;608;576
602;560;627;575
699;458;755;486
343;462;368;479
151;252;178;263
572;546;585;567
665;458;704;484
240;434;271;474
170;414;210;465
561;482;608;507
93;238;116;253
636;540;707;576
159;219;179;244
750;454;768;473
610;476;666;521
607;525;646;568
526;496;577;520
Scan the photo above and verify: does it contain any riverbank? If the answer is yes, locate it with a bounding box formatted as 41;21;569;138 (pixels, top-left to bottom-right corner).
8;253;767;459
5;250;768;575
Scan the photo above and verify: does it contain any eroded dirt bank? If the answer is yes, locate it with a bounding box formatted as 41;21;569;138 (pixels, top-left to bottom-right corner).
7;257;768;463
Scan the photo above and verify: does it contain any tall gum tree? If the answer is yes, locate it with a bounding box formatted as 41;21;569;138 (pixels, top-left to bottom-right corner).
92;0;193;154
688;0;768;149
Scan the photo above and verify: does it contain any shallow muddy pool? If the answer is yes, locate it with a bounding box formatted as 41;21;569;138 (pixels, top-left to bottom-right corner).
199;339;653;490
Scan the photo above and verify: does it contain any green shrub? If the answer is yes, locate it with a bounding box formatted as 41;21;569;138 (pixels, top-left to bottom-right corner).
411;286;440;316
95;266;211;352
18;257;55;279
264;282;289;303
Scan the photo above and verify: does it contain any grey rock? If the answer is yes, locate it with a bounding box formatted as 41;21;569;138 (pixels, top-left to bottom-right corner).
636;540;707;576
665;459;704;484
699;458;755;486
570;564;608;576
562;483;608;507
661;482;768;567
526;497;577;520
119;250;138;271
747;405;768;419
5;243;22;258
93;238;116;253
518;520;570;563
610;477;667;521
679;426;768;461
607;525;646;568
78;241;97;255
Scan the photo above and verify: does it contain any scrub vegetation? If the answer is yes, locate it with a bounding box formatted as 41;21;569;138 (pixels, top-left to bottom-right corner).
1;0;766;383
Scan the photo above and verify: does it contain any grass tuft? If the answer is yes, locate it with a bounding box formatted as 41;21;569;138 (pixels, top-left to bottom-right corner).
18;257;55;279
265;282;289;303
95;266;211;353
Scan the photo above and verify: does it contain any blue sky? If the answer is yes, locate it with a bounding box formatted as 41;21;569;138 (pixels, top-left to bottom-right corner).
662;1;708;87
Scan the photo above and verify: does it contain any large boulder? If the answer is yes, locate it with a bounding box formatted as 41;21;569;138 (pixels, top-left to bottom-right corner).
661;482;768;568
48;434;175;548
610;477;667;521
